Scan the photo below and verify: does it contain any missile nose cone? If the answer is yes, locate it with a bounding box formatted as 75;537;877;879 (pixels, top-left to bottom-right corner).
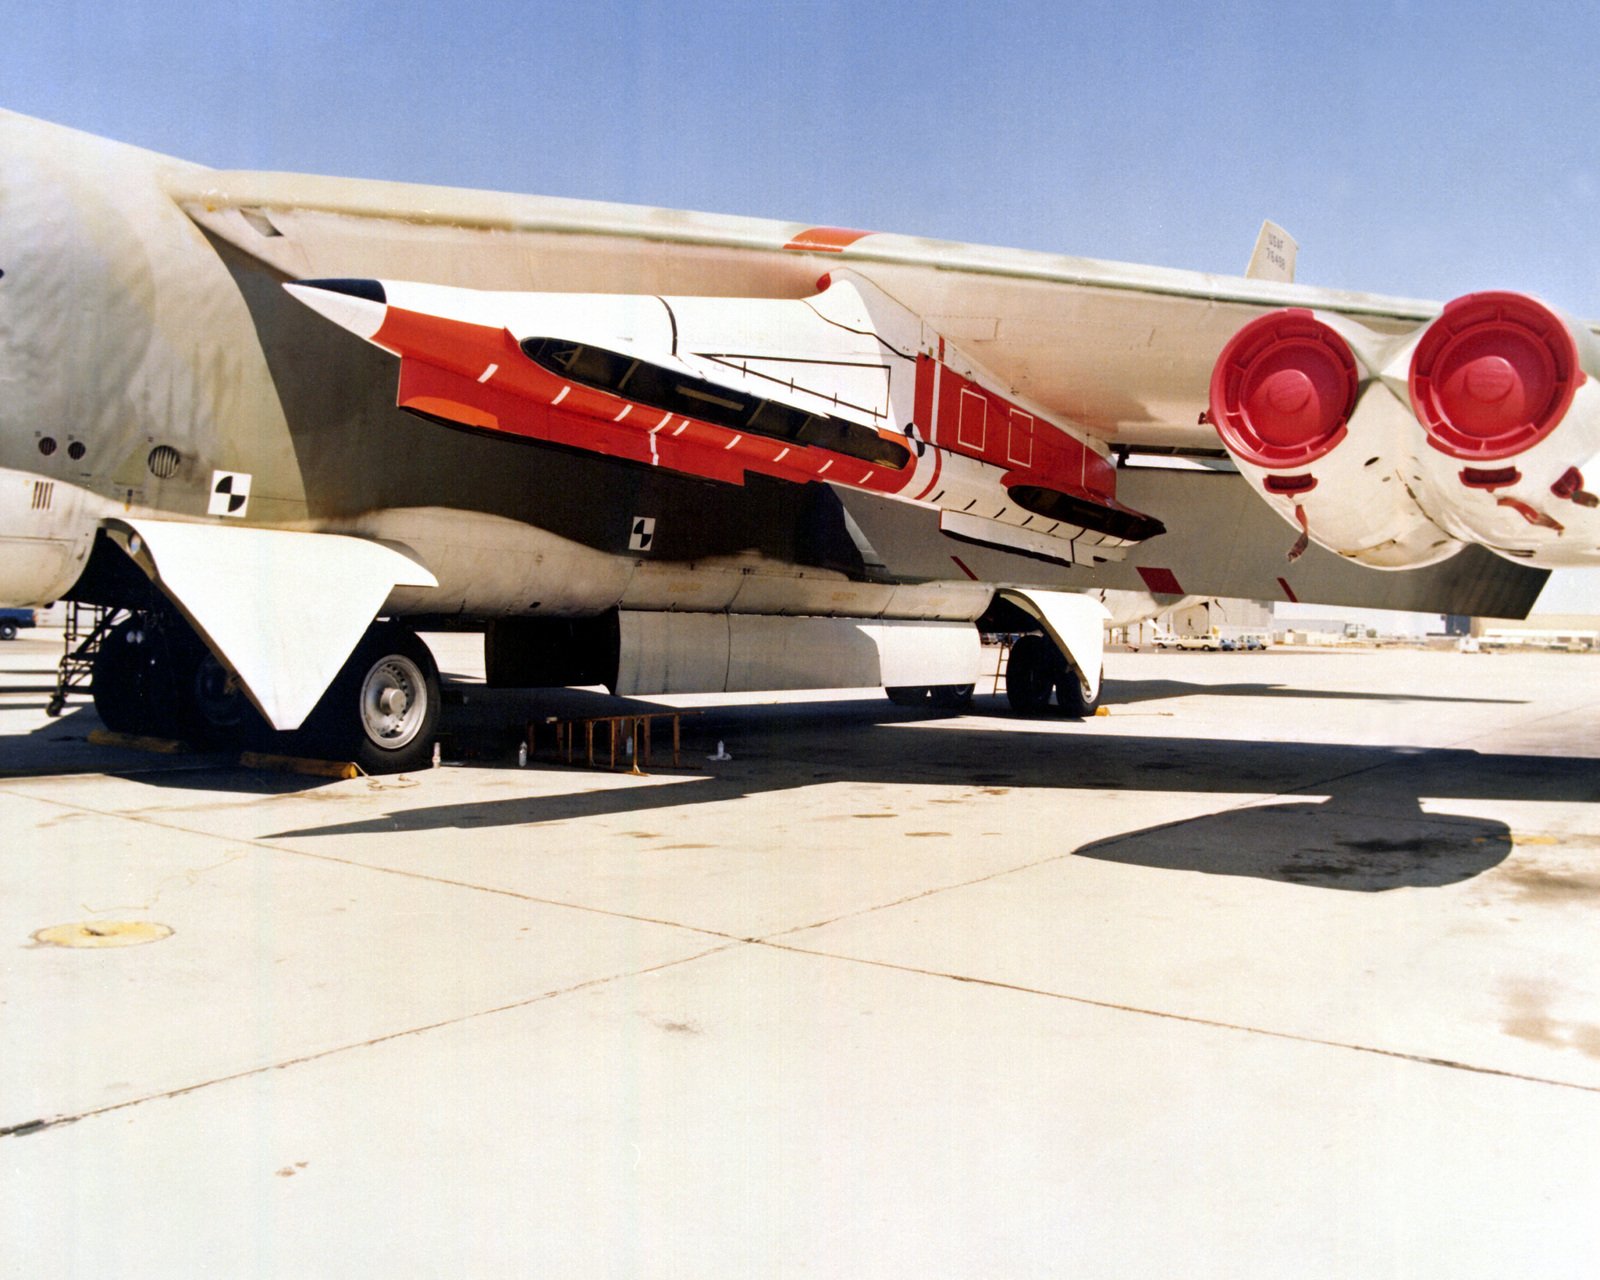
283;278;387;340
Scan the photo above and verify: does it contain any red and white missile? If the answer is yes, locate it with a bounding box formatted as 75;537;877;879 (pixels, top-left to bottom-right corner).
287;271;1163;566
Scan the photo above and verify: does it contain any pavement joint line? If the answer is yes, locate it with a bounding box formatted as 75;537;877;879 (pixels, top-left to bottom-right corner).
770;840;1101;940
10;730;1594;1119
771;749;1478;941
760;941;1600;1096
2;746;1526;957
0;783;750;944
1435;699;1600;756
0;760;244;782
0;942;741;1142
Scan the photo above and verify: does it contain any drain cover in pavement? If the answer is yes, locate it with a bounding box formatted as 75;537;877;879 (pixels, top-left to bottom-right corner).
33;921;173;948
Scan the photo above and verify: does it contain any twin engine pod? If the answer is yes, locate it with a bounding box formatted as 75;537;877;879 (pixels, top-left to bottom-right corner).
1208;292;1600;569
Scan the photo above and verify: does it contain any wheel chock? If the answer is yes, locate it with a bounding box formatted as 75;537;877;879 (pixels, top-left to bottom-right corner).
86;729;192;754
238;751;361;780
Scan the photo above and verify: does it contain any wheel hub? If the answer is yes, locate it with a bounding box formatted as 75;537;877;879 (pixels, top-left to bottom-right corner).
359;655;427;748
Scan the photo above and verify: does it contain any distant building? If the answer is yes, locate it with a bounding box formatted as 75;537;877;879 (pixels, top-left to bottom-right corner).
1473;614;1599;651
1122;598;1273;648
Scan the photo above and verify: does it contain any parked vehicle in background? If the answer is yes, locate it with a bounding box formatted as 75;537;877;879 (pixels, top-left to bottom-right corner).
0;608;37;641
1152;628;1228;651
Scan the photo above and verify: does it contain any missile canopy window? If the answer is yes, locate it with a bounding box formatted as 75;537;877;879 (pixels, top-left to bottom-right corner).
0;110;1577;770
516;335;913;470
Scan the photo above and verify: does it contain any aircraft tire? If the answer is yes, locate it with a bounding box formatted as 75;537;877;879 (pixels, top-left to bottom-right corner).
929;683;975;711
885;686;930;707
1055;666;1101;719
91;616;181;738
1005;634;1061;714
300;624;440;774
173;645;268;751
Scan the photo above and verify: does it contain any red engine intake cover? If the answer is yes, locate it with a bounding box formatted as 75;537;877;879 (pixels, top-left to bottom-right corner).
1408;291;1582;461
1209;310;1359;469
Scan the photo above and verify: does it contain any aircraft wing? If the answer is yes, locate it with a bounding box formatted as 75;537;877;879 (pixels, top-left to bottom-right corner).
170;169;1439;453
169;163;1589;600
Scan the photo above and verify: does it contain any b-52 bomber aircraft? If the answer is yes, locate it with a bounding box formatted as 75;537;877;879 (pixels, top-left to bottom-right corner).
1;110;1591;770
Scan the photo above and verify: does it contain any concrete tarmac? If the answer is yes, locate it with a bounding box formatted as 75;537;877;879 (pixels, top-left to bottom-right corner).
1;632;1597;1277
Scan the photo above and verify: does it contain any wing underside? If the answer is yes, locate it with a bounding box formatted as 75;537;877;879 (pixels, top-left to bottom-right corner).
171;170;1441;455
167;165;1573;609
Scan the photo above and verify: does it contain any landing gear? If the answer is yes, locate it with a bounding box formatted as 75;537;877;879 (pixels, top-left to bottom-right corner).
1006;633;1099;718
1005;634;1061;714
92;615;180;737
90;611;265;748
885;683;975;711
177;648;267;749
930;683;975;710
89;610;439;772
1054;666;1101;719
296;623;439;774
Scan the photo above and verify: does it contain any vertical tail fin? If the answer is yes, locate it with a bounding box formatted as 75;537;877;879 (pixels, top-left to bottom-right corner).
1245;220;1298;283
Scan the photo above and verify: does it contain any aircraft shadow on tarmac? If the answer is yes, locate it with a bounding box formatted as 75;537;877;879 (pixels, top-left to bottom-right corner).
8;679;1590;894
1103;678;1526;707
1070;797;1511;891
238;686;1596;894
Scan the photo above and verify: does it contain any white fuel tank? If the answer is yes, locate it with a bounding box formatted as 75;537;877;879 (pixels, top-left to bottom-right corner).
613;611;982;696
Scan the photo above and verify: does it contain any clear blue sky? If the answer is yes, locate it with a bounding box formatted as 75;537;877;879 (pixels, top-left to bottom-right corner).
9;0;1599;608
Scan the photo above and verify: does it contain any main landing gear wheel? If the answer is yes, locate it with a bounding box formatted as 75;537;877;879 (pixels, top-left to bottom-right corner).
885;684;975;711
92;616;181;737
929;683;974;710
177;647;268;750
1005;634;1063;714
298;624;440;774
91;613;265;748
1054;666;1101;719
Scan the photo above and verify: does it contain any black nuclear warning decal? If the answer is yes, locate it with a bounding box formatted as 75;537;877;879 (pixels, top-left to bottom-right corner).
208;470;252;517
629;515;656;552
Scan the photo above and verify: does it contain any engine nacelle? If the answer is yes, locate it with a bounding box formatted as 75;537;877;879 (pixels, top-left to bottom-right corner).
1406;292;1600;566
1208;309;1462;568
